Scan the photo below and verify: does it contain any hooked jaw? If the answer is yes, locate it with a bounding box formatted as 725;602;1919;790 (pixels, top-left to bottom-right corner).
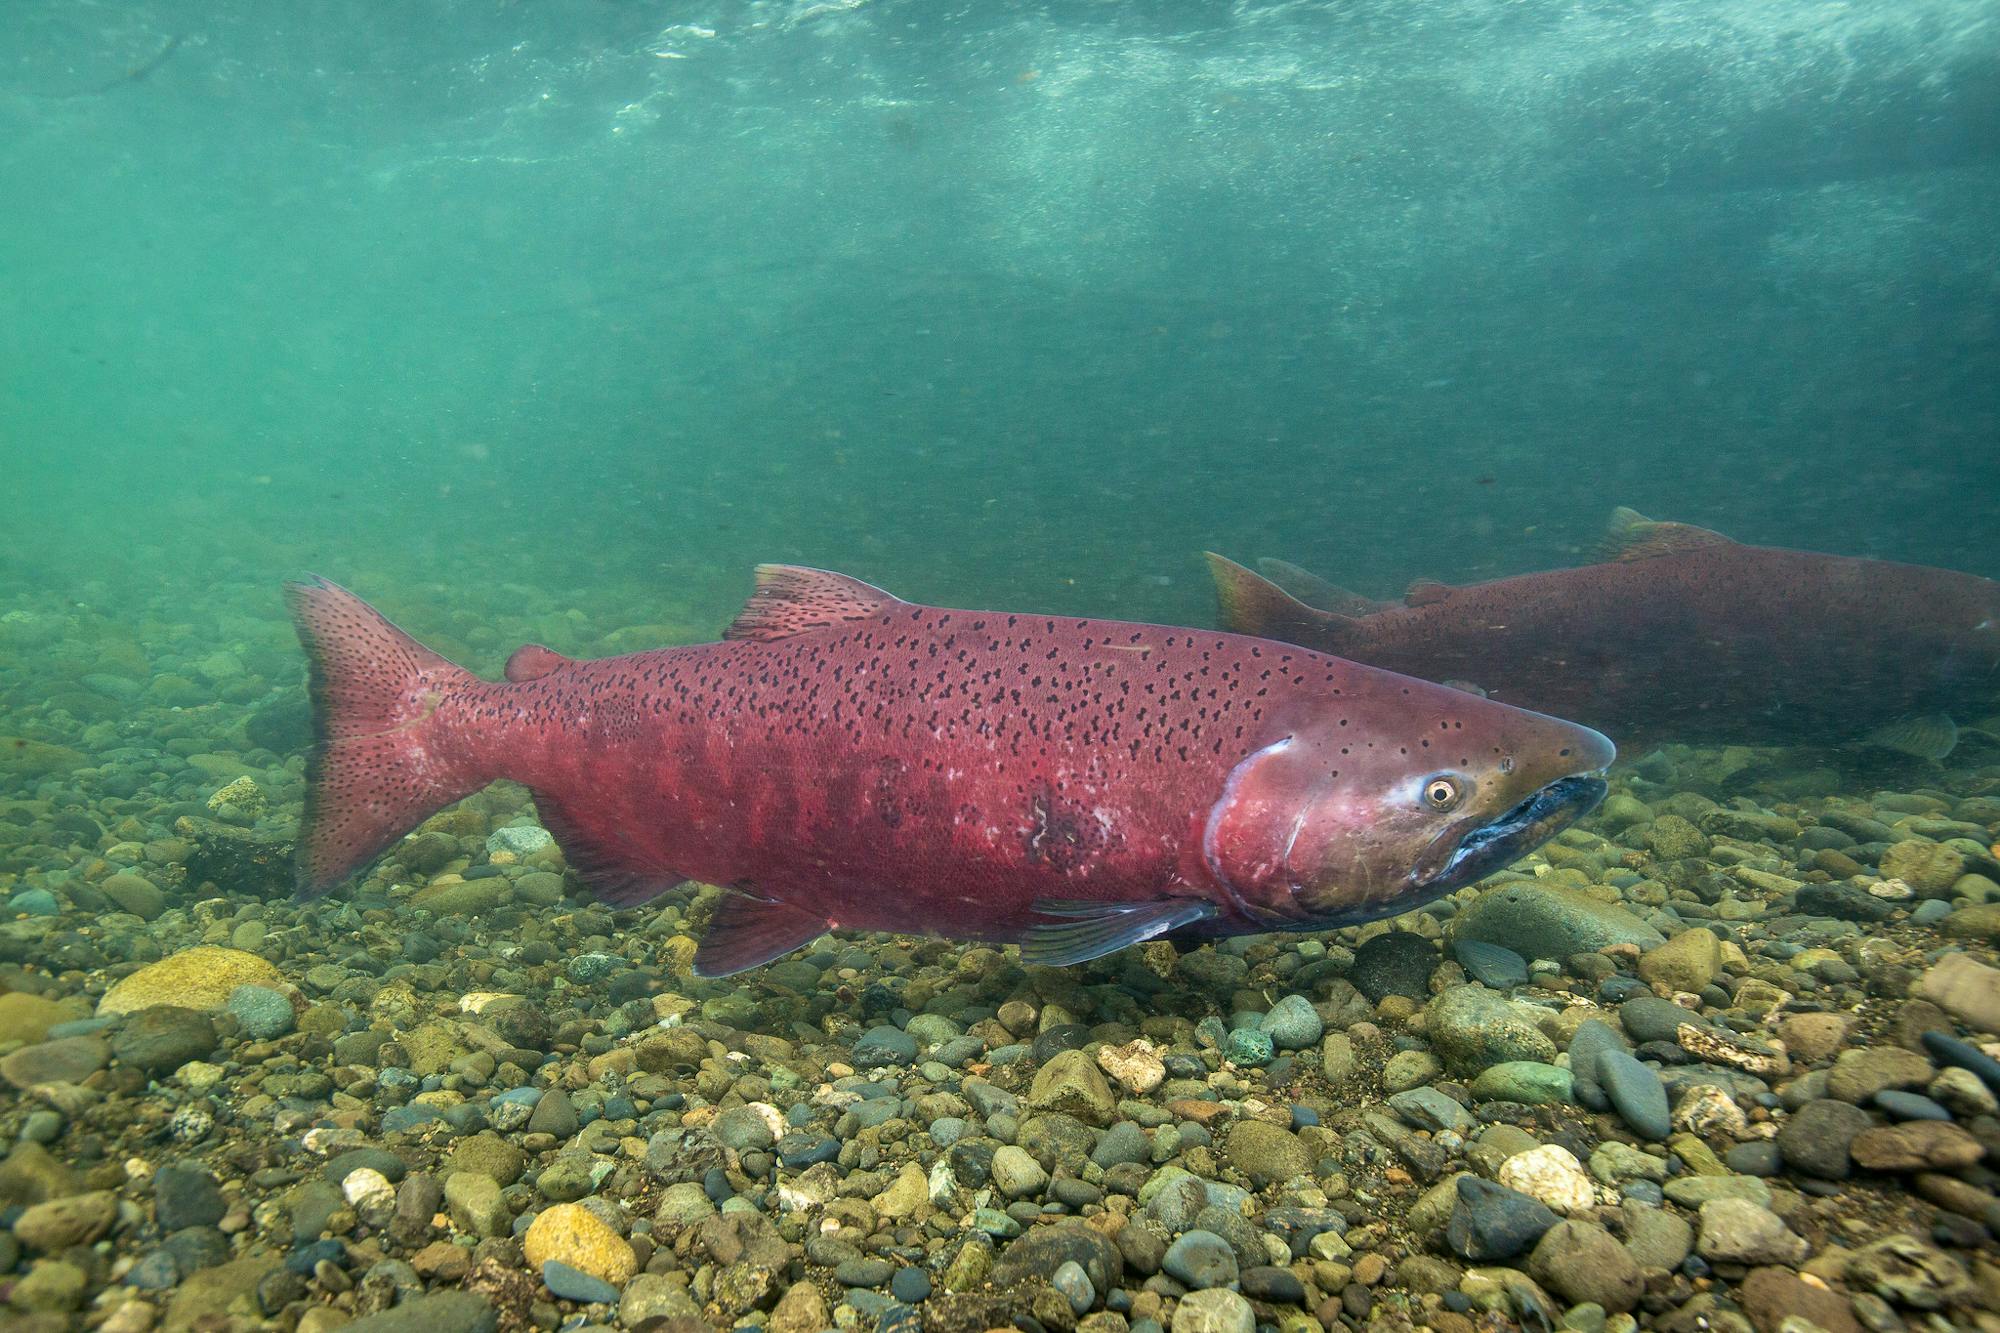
1415;772;1609;894
1203;714;1615;932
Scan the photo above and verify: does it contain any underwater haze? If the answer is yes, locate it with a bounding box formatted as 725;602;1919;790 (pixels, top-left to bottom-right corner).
3;0;1996;626
6;2;2000;1331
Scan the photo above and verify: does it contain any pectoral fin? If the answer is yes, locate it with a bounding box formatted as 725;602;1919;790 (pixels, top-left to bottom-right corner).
693;894;830;977
1021;898;1218;967
1862;713;1958;761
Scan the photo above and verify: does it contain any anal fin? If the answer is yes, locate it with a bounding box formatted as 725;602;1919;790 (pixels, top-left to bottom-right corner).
693;895;829;977
1021;898;1218;967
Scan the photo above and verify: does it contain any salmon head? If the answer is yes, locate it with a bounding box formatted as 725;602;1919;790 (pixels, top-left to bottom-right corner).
1201;667;1614;929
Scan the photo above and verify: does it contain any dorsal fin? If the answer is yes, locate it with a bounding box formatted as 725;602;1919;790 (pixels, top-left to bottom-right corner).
504;644;573;682
724;565;902;642
1205;552;1354;642
1598;506;1735;562
1255;558;1392;617
1404;579;1455;607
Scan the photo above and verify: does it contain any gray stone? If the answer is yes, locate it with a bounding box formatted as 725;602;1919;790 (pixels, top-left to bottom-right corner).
1529;1219;1643;1314
155;1163;225;1231
0;1036;109;1089
1451;882;1664;958
111;1006;217;1075
1258;995;1323;1050
1598;1051;1671;1140
1162;1229;1238;1290
342;1290;498;1333
1776;1099;1871;1180
1454;939;1530;990
226;985;295;1040
1387;1088;1474;1136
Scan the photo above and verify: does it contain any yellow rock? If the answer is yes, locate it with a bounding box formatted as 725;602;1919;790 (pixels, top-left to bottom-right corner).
0;993;77;1045
96;947;284;1017
522;1203;636;1286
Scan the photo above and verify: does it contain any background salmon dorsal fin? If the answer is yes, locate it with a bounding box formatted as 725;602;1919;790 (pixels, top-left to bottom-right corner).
1599;506;1735;562
1403;578;1455;607
724;564;902;641
504;643;573;682
1255;558;1392;617
1205;552;1353;640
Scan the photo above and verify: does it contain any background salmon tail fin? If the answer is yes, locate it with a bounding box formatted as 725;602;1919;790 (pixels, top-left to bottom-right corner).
283;576;494;896
1204;552;1353;642
1256;557;1394;617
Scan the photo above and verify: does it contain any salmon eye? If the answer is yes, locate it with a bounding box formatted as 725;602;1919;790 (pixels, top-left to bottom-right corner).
1422;776;1463;811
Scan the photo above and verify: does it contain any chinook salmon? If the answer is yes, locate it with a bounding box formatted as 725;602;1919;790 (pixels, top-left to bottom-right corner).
286;567;1612;976
1210;508;2000;759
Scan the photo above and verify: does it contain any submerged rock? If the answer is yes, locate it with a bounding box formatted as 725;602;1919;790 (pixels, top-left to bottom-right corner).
97;946;286;1016
1449;881;1664;957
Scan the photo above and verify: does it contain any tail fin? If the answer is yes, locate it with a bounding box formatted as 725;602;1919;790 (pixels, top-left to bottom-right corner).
1204;552;1354;644
1255;558;1394;617
283;577;495;895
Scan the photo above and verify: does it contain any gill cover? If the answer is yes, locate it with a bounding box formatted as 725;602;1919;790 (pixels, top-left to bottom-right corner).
1202;736;1329;910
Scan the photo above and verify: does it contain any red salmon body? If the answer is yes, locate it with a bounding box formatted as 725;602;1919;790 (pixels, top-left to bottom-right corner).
1212;508;2000;756
288;565;1611;975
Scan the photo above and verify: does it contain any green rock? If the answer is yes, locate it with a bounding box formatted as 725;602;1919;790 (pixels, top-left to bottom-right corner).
535;1154;597;1202
1636;928;1722;993
1662;1174;1772;1208
162;1256;280;1331
1589;1141;1667;1184
98;871;167;920
1940;904;2000;942
653;1182;716;1227
1642;815;1710;860
1449;883;1664;960
409;879;511;916
1024;1049;1116;1126
1879;838;1967;896
1220;1120;1310;1187
399;1021;467;1077
1468;1061;1573;1105
1424;986;1556;1076
1700;808;1800;843
0;993;72;1046
443;1171;509;1238
447;1133;526;1186
343;1291;499;1333
10;1258;87;1312
943;1234;994;1291
0;739;85;780
0;1142;77;1208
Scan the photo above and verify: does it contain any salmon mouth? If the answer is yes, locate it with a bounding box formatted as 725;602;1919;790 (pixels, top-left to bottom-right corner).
1421;774;1608;893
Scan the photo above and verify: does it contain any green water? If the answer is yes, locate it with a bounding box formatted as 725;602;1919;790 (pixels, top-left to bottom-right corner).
5;1;1996;644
